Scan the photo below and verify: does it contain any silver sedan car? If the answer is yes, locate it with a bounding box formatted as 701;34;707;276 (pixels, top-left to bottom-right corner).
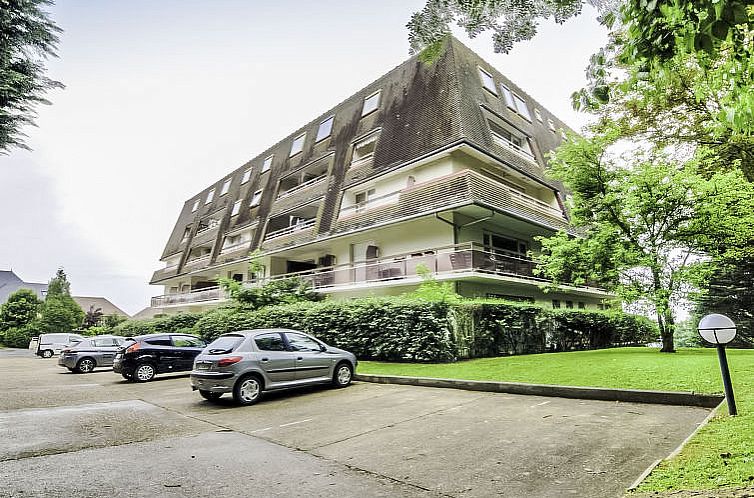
190;329;357;405
58;335;129;373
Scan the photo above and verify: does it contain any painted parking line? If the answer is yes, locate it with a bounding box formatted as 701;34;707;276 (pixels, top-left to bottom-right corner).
279;418;313;428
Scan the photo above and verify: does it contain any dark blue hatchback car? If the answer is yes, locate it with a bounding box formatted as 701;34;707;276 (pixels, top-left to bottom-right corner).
113;333;207;382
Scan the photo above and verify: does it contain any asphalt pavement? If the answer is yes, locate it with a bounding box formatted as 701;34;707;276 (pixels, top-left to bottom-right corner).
0;348;712;497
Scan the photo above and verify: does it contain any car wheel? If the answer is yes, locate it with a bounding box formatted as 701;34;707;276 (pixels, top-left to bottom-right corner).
233;374;262;406
75;357;96;374
41;349;53;358
67;367;75;372
332;362;353;388
199;390;223;401
134;363;156;382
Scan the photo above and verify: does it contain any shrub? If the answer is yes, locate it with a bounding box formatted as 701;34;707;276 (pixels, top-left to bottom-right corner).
1;323;40;348
194;298;456;362
111;312;205;337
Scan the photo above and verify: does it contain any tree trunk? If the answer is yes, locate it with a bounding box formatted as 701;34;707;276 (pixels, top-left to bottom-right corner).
658;307;676;353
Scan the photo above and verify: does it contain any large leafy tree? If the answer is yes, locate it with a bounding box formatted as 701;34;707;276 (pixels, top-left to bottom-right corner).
0;0;63;154
38;268;84;333
536;130;754;352
0;288;41;330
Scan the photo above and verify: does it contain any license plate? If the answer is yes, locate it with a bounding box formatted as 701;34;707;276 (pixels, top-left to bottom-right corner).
196;362;211;370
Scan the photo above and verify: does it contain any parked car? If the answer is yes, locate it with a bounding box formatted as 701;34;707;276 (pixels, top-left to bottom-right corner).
58;335;130;373
113;333;207;382
190;329;357;406
35;333;85;358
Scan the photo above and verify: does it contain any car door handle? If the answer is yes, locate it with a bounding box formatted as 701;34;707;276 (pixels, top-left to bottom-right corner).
297;357;303;361
261;358;269;362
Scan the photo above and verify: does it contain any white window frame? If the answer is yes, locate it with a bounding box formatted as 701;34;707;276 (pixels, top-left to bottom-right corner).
231;200;242;216
220;178;232;196
250;189;263;207
547;118;556;132
205;188;215;205
290;133;306;157
350;132;379;167
316;115;334;142
262;155;273;173
191;199;200;212
512;94;532;121
241;168;251;184
478;67;497;95
534;108;543;123
362;90;381;116
500;84;515;109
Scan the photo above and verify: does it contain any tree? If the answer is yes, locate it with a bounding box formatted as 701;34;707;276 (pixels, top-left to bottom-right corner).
535;130;754;352
0;0;64;154
220;277;323;310
0;288;41;330
82;305;103;329
38;268;84;333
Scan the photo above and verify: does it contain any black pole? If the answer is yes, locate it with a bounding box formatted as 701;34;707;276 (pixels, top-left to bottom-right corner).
716;344;738;416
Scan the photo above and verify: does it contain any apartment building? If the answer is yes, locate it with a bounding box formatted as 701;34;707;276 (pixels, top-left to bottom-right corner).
149;37;610;314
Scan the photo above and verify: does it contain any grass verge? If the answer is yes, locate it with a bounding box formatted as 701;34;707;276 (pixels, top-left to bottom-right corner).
359;347;754;491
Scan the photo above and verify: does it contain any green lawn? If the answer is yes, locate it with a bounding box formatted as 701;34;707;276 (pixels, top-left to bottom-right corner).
358;348;754;492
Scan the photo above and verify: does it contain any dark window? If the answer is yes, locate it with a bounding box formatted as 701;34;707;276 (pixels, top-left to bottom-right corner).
206;335;244;354
486;294;535;303
254;333;286;351
552;300;561;309
566;301;574;309
578;302;586;309
144;337;172;346
286;333;322;352
171;336;205;348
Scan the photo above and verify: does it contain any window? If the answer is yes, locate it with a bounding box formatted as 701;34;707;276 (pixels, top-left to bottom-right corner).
171;336;205;348
250;189;263;207
316;116;334;142
354;188;375;212
220;178;232;196
534;108;543;123
206;335;244;354
552;300;561;309
560;129;568;141
488;120;533;158
362;90;381;116
285;332;322;352
578;302;586;309
205;188;215;204
500;84;515;109
92;338;117;347
512;94;532;121
231;200;242;216
262;155;273;173
290;133;306;157
241;168;252;184
254;333;286;351
191;199;200;212
351;133;378;166
479;67;497;95
566;301;574;309
144;337;172;346
547;118;556;132
181;227;191;242
484;233;528;257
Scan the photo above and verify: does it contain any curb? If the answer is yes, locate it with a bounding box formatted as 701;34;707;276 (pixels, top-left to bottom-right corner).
354;374;724;408
625;400;725;493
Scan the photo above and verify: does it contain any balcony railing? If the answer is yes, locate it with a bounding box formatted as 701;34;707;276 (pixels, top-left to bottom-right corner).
334;170;570;234
277;175;326;200
264;218;316;240
151;286;226;307
256;242;541;291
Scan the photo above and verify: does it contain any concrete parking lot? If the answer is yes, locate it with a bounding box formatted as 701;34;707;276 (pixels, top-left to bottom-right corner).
0;349;711;497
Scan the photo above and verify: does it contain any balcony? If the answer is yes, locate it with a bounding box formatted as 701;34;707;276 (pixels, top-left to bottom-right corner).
151;286;227;308
182;253;212;271
257;242;542;292
277;175;326;200
335;170;570;234
150;263;180;283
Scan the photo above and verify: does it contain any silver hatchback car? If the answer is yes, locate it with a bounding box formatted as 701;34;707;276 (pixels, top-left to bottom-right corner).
190;329;357;405
58;335;130;373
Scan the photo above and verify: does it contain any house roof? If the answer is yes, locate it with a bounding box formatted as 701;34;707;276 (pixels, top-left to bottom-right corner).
72;296;130;318
0;270;48;304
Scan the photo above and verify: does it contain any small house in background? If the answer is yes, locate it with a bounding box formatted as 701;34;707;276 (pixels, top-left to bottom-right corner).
72;296;131;324
0;270;48;303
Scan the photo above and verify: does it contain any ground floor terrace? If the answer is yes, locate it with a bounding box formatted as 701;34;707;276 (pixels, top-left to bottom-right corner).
150;214;610;314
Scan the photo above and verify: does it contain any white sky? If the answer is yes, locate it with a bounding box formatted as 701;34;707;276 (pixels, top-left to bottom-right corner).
0;1;608;315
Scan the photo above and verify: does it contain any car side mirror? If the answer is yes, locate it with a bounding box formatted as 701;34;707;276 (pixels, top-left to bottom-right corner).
319;344;327;352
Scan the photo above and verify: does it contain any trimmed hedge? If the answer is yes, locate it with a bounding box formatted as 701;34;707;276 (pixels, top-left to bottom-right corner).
111;312;204;337
191;299;656;362
194;300;456;362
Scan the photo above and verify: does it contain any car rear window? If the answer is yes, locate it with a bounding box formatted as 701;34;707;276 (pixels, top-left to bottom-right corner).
144;337;172;346
206;335;244;354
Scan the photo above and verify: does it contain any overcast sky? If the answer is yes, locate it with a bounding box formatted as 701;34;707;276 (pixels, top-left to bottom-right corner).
0;1;607;315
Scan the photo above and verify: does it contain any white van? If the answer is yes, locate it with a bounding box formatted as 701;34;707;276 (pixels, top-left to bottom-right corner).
36;333;85;358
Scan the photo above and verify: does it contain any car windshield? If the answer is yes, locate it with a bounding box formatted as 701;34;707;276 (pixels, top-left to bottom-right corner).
206;335;244;354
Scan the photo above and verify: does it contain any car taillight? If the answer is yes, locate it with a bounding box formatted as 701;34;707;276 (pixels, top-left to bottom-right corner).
217;356;242;367
126;342;141;353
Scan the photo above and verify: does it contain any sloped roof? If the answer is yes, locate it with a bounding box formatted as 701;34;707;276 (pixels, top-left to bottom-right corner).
72;296;130;318
0;270;48;304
